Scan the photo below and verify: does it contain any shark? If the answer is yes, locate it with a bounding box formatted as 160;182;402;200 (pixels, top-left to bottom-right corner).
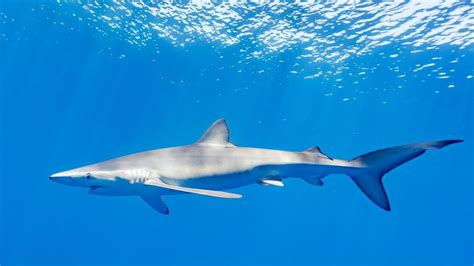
50;119;462;214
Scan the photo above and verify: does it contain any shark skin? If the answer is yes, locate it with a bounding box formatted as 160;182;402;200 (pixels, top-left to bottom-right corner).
50;119;462;214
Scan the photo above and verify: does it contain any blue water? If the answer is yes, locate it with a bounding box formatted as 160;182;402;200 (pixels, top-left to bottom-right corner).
1;1;473;265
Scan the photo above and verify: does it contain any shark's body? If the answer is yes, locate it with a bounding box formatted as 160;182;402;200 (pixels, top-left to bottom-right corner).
51;119;461;214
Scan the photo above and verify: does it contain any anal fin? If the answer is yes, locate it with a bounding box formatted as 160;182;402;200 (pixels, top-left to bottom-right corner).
302;176;325;186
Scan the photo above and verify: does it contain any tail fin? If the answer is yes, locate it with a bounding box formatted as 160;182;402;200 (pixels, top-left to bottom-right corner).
348;140;462;211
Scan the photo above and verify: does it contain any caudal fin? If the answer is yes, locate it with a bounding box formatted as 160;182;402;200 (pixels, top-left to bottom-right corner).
348;140;462;211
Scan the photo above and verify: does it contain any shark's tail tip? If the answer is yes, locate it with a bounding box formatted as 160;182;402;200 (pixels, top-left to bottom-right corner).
443;139;463;145
421;139;463;149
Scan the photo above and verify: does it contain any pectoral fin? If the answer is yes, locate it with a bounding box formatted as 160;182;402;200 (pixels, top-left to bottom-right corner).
144;179;242;199
140;193;169;215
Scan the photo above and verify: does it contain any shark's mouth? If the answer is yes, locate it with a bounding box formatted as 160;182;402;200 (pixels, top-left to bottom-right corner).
87;186;137;196
50;176;78;187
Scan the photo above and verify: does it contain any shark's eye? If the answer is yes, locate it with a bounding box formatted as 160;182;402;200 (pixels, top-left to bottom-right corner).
86;173;91;179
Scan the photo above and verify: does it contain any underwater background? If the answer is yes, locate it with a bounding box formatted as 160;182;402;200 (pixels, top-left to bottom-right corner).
0;1;473;265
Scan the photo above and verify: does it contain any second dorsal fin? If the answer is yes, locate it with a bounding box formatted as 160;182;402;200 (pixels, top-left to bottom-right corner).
196;119;235;147
305;146;333;160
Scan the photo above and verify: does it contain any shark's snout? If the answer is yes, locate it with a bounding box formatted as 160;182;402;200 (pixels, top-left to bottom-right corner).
50;171;69;180
50;169;97;188
50;173;75;186
50;172;66;179
50;170;82;186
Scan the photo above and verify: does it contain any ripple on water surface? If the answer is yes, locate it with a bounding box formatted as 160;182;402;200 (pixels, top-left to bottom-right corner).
2;0;472;94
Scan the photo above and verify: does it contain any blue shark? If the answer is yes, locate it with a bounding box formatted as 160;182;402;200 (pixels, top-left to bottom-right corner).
50;119;462;214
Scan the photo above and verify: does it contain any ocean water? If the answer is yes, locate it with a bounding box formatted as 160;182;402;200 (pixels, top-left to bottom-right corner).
0;1;473;265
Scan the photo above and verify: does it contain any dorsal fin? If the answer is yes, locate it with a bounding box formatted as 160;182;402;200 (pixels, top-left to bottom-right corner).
196;119;235;147
305;146;333;160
